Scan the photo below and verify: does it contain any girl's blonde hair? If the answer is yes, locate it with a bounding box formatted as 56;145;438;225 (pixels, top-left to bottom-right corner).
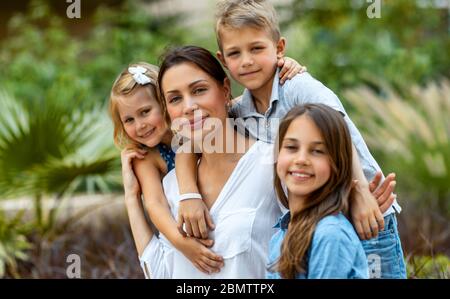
108;62;163;148
273;104;354;278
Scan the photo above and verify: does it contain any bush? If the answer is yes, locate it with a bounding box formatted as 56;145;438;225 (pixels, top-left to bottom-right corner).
0;210;32;278
345;79;450;217
0;0;187;235
9;205;143;279
279;0;450;95
0;0;187;110
407;255;450;279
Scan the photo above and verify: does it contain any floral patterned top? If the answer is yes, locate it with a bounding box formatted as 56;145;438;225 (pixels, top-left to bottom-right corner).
157;143;175;172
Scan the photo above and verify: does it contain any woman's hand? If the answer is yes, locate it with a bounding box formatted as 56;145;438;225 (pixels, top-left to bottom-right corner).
178;199;215;239
177;237;224;274
120;146;148;197
277;56;307;84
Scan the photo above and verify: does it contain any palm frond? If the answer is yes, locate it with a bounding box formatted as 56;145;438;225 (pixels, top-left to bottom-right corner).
0;89;120;199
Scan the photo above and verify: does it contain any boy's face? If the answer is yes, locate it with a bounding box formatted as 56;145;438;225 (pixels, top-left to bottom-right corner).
217;26;285;93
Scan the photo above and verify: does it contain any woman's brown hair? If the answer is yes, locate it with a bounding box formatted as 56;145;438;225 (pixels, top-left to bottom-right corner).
273;104;354;278
157;45;229;105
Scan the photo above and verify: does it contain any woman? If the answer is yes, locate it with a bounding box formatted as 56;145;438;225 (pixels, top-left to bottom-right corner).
135;46;282;278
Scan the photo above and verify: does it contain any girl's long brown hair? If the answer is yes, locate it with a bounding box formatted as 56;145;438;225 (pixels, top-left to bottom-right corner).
273;104;354;278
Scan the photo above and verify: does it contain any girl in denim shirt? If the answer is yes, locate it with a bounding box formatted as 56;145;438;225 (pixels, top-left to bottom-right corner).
267;104;369;278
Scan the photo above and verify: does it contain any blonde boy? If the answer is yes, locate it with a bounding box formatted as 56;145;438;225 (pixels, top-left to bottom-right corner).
214;0;406;279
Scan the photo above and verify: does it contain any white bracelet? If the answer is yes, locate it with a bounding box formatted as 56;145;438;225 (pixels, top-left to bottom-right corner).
179;193;203;202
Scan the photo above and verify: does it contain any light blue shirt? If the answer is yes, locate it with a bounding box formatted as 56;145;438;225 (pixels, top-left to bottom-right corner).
266;212;369;279
230;69;401;215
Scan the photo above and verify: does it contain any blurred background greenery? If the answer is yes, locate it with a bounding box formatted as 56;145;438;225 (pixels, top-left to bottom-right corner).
0;0;448;278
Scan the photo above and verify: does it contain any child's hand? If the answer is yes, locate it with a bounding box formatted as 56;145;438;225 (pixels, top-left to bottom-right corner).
350;172;396;240
178;237;224;274
177;199;215;239
277;57;307;85
120;146;147;197
350;181;384;240
368;172;396;213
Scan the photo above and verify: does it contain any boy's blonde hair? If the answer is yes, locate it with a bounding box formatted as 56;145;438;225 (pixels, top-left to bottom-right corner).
108;62;162;149
215;0;281;52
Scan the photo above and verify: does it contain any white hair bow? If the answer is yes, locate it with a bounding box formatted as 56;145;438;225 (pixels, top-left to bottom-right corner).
128;66;152;85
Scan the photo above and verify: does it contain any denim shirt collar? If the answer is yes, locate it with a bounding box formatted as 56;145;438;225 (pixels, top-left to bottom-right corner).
273;210;291;230
239;68;281;118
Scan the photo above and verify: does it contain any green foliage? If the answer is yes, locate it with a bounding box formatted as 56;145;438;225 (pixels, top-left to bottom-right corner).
407;255;450;279
0;0;187;110
0;210;32;278
0;0;187;235
0;88;122;235
0;0;187;198
279;0;450;95
345;79;450;216
0;90;121;199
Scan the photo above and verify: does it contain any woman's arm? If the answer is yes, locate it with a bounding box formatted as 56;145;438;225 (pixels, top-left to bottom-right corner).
134;153;224;274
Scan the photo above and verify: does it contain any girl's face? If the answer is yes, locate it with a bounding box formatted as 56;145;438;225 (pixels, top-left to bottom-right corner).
117;87;167;148
161;62;230;141
276;114;331;206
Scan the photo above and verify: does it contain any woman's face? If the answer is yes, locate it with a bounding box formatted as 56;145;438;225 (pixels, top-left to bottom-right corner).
161;62;231;141
117;87;167;148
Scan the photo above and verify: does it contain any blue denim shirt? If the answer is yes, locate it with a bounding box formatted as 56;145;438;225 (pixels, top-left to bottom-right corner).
230;69;401;215
266;212;369;279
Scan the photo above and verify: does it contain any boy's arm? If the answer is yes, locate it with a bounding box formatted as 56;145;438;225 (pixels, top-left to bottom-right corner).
133;154;223;274
176;152;215;239
350;144;396;240
350;144;384;240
